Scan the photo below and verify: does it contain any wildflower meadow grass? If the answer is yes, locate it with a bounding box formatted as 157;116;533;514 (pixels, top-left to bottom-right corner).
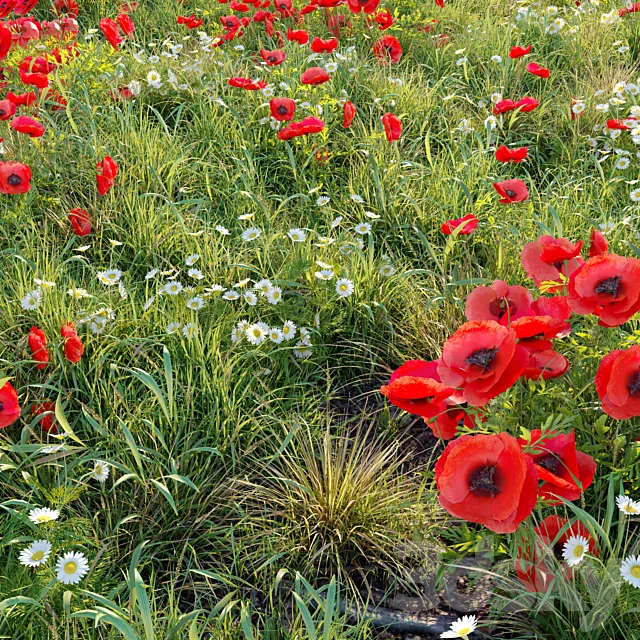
3;0;640;638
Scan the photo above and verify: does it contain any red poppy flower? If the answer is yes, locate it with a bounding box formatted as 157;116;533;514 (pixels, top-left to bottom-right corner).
7;91;36;106
512;315;568;351
596;346;640;419
509;45;531;58
54;0;79;16
441;213;478;235
347;0;380;13
0;98;16;120
68;207;91;236
465;280;533;324
259;48;286;65
493;179;529;204
60;322;84;363
493;99;517;115
620;1;640;15
0;381;20;429
269;97;295;121
567;254;640;327
589;229;608;258
372;34;402;65
522;235;584;291
301;67;331;85
301;3;318;15
19;56;56;75
531;295;571;324
274;0;293;15
14;0;39;13
429;405;484;440
177;15;203;29
435;432;538;533
228;77;267;90
526;62;549;78
381;112;401;143
343;100;355;128
0;161;31;194
287;27;309;44
28;326;49;370
32;401;57;434
99;18;123;50
516;96;539;112
96;156;118;196
19;69;49;89
10;115;45;137
372;8;394;29
310;37;338;53
318;0;342;5
437;321;529;406
520;429;596;503
381;359;454;417
606;118;628;130
277;116;325;140
522;349;569;380
0;1;14;20
516;515;595;592
0;23;11;61
220;14;240;29
116;13;135;36
495;144;528;163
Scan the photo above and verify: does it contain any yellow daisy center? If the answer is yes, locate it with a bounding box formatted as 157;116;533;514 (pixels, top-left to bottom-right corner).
37;515;50;522
573;545;584;558
64;561;77;575
630;565;640;579
32;551;45;561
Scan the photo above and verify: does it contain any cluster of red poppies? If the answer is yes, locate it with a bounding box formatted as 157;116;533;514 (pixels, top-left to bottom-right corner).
212;0;403;143
0;322;83;432
382;227;640;533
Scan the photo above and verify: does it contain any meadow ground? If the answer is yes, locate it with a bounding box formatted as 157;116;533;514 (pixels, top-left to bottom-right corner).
3;0;640;638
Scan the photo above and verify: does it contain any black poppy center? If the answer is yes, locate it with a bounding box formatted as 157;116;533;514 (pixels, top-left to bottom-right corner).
268;56;277;62
629;371;640;397
277;105;288;114
504;189;517;197
466;347;498;372
536;453;561;475
594;275;622;297
8;174;21;185
225;20;234;26
0;402;4;411
468;464;501;498
489;298;511;319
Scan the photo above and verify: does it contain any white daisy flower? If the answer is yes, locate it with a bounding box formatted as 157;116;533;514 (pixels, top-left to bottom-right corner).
354;222;372;235
351;194;364;203
167;321;181;334
21;289;42;310
34;279;55;291
563;535;589;567
186;296;205;311
491;55;502;63
56;551;89;585
331;216;343;228
288;228;307;242
185;254;200;266
182;323;197;338
145;268;158;280
216;225;231;235
246;323;267;345
241;228;262;242
147;70;162;88
96;269;122;286
67;287;90;300
335;278;355;297
293;344;312;359
316;196;330;206
617;495;640;514
621;554;640;588
616;156;631;170
266;286;282;304
364;210;380;219
282;321;297;341
254;279;273;295
19;540;52;567
204;284;225;294
244;291;258;306
630;188;640;202
315;269;335;280
91;460;110;483
379;263;395;276
269;327;284;343
238;213;255;220
440;615;478;638
28;507;60;524
164;281;183;295
222;290;241;301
